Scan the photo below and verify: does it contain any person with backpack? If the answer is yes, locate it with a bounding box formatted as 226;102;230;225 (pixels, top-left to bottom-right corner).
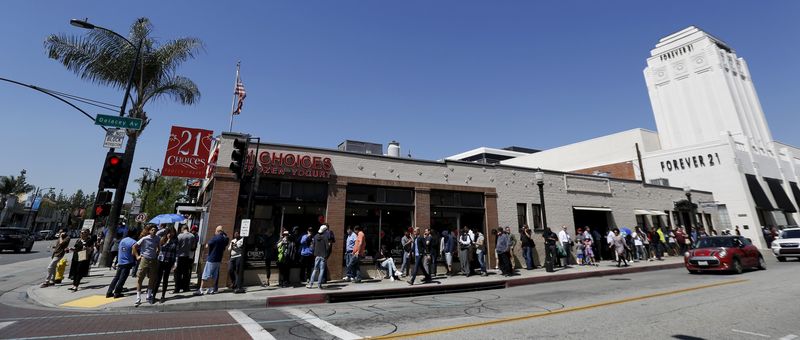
307;225;331;289
458;227;473;276
276;230;295;287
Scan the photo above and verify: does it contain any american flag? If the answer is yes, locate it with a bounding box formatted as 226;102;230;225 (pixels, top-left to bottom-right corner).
233;76;246;115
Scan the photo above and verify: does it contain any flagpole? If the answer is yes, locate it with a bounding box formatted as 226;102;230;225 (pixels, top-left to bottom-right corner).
229;61;240;132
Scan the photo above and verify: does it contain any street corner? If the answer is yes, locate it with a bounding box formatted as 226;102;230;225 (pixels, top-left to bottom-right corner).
59;294;117;308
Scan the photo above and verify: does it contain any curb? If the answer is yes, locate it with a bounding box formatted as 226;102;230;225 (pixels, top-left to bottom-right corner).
265;262;685;307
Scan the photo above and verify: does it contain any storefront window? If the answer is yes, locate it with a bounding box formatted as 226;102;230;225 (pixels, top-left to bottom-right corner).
517;203;527;230
531;204;543;230
345;185;414;260
430;190;486;255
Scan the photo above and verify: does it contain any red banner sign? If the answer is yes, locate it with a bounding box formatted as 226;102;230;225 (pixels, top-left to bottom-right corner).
161;126;214;179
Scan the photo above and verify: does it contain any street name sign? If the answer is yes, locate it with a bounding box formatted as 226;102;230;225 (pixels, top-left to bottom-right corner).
95;114;143;130
240;219;251;237
103;129;126;148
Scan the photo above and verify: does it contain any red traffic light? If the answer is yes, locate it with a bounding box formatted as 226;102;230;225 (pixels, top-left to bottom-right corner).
109;156;121;166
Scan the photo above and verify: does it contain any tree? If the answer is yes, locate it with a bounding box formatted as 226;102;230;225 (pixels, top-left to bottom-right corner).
45;18;203;264
130;177;188;218
0;170;35;212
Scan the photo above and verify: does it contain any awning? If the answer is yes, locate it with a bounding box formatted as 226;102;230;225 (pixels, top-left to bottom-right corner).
791;182;800;211
634;209;651;215
764;177;797;213
745;174;774;210
573;206;612;212
649;210;668;216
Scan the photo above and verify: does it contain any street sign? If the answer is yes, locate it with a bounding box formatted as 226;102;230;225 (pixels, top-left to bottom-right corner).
95;114;143;130
135;213;148;223
240;219;251;237
82;219;94;230
103;129;126;148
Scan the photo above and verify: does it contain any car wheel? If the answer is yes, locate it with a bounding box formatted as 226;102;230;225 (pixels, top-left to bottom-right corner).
777;256;787;262
731;258;743;274
757;256;766;270
14;248;21;253
25;246;32;253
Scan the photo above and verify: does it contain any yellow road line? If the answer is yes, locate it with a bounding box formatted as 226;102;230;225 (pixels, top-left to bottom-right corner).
60;294;116;308
371;278;748;339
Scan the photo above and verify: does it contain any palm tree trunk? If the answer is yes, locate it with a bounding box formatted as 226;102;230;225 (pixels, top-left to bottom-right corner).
98;132;138;267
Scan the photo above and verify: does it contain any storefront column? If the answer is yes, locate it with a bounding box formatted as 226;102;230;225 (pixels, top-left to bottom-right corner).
484;192;499;268
414;187;430;228
200;171;241;287
326;180;347;280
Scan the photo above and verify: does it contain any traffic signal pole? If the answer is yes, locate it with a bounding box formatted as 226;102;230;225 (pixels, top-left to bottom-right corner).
234;135;259;293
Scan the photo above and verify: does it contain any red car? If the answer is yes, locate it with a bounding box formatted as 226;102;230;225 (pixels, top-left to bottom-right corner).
684;236;766;274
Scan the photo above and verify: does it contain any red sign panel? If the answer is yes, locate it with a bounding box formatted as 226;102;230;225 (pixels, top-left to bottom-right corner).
161;126;214;179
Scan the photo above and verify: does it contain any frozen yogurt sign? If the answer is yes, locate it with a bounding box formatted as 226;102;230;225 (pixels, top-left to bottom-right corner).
254;151;333;178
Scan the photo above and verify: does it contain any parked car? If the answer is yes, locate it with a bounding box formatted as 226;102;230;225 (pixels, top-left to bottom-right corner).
771;227;800;262
684;235;765;274
38;230;54;241
0;227;36;253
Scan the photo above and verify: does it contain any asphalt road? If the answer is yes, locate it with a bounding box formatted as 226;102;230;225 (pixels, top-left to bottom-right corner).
0;241;52;266
0;254;797;339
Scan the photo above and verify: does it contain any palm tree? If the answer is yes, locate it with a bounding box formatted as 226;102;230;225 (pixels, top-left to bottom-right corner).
45;17;203;263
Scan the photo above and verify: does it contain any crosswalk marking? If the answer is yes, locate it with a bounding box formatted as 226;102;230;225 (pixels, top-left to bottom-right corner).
286;308;361;340
227;310;276;340
779;335;799;340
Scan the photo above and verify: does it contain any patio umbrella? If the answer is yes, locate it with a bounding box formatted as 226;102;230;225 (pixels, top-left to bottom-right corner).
148;213;186;225
621;227;633;236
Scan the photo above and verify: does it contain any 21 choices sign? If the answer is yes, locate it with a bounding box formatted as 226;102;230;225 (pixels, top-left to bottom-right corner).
162;126;214;179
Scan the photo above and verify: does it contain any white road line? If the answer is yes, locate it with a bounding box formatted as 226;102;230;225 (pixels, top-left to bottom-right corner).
227;310;276;340
286;308;361;340
779;335;798;340
732;329;770;338
0;321;16;331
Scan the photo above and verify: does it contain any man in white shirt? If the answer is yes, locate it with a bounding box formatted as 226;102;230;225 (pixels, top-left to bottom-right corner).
558;225;572;267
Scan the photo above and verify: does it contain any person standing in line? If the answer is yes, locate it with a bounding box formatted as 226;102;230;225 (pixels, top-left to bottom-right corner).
299;227;314;284
734;225;741;236
194;226;228;295
261;228;276;287
655;227;666;260
611;228;629;267
543;227;558;272
41;229;70;287
399;229;412;277
496;227;511;276
407;227;431;285
458;227;473;276
422;228;432;275
154;227;177;302
132;225;160;305
441;230;455;276
605;229;615;262
575;228;585;265
106;229;137;298
307;225;331;289
174;226;195;293
475;231;488;276
227;231;244;290
589;227;602;262
426;228;439;277
633;227;645;262
275;230;293;287
351;225;366;283
343;226;356;281
520;225;535;270
505;227;519;270
558;226;573;267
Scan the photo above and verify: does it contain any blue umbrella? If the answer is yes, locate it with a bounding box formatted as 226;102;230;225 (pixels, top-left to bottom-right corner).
621;227;633;236
148;213;186;225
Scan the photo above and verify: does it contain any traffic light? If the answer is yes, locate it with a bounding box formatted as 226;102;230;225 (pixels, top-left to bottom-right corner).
100;152;125;189
229;138;249;180
94;191;113;217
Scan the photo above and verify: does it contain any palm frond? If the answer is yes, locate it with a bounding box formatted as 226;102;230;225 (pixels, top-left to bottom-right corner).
144;75;200;105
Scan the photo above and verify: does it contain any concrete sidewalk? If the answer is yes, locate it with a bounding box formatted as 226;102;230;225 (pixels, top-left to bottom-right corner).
27;257;685;312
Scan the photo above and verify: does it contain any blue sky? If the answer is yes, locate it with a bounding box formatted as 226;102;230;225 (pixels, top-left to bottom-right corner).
1;1;799;196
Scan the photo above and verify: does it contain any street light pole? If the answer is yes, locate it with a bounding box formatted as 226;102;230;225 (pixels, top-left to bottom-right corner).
684;186;695;243
534;169;547;229
71;18;144;267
